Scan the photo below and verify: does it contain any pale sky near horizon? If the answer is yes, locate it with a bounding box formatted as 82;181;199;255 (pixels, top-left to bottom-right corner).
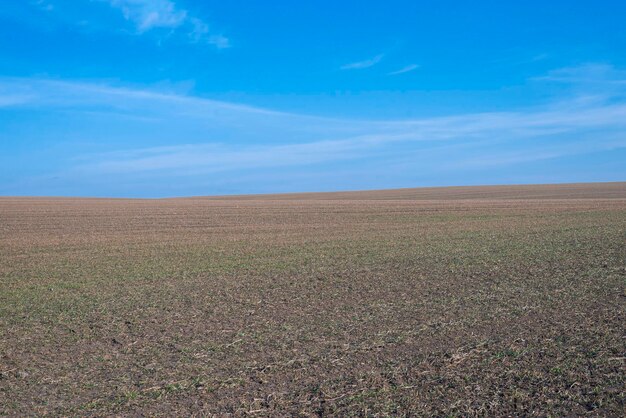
1;1;625;197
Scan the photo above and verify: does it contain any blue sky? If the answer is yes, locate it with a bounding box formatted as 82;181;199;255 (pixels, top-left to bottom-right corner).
1;1;625;197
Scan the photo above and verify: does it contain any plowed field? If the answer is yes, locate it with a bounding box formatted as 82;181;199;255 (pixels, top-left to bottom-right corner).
1;182;625;416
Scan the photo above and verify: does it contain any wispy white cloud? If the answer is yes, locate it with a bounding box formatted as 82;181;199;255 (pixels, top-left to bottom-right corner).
2;63;625;188
0;94;33;107
75;102;626;177
388;64;420;76
206;34;230;49
341;54;384;70
78;110;626;177
534;63;626;85
32;0;54;12
105;0;230;47
0;77;280;116
85;140;369;174
108;0;186;31
490;52;549;68
444;135;626;170
188;17;230;48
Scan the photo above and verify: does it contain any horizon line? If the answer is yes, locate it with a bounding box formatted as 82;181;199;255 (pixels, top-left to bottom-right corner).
1;180;624;200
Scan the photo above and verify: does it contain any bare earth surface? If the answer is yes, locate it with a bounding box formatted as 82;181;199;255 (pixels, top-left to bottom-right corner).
1;183;625;416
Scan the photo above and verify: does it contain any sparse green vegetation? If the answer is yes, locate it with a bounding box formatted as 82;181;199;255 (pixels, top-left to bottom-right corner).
1;183;625;416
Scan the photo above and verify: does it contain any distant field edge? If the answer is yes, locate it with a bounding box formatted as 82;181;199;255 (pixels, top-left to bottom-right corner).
184;181;626;201
0;181;625;201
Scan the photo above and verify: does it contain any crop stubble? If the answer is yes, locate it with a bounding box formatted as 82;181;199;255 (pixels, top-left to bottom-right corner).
0;183;625;416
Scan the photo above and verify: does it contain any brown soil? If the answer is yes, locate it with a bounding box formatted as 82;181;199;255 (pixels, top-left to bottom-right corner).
1;183;625;416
